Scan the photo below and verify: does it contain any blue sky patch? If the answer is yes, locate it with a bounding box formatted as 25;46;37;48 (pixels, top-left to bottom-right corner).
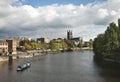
13;0;106;7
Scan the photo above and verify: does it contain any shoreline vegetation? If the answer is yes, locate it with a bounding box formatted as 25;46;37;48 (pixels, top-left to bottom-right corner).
93;18;120;64
0;36;93;62
0;47;92;62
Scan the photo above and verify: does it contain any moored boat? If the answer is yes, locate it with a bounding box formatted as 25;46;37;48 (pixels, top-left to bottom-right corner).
17;63;31;71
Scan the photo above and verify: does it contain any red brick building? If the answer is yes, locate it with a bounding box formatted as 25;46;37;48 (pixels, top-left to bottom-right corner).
6;40;17;54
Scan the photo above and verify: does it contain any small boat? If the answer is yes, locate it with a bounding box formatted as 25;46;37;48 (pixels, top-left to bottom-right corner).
17;63;31;71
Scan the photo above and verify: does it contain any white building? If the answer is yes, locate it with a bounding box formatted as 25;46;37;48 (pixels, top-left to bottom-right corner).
0;40;8;55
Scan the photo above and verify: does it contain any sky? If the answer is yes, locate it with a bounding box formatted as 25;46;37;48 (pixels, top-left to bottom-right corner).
13;0;106;7
0;0;120;41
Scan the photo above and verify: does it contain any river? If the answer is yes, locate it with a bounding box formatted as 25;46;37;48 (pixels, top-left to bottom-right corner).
0;51;120;82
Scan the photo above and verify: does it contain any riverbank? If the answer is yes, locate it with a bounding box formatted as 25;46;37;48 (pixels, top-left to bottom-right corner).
0;47;92;62
0;56;16;62
94;55;120;65
103;58;120;64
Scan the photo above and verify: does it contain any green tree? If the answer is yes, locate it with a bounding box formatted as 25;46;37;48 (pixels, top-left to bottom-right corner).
61;40;68;50
31;42;40;49
52;43;62;50
93;34;106;58
64;39;76;48
93;18;120;61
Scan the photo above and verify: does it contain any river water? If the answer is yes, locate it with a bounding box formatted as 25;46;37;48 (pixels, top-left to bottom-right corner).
0;51;120;82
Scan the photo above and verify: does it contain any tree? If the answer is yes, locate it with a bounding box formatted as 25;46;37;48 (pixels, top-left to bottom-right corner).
52;43;62;50
93;18;120;61
93;34;106;58
31;42;40;49
64;39;76;48
24;43;32;50
18;40;41;51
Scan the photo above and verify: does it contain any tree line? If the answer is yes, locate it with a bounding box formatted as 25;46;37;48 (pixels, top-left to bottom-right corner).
17;38;92;51
93;19;120;61
17;39;74;51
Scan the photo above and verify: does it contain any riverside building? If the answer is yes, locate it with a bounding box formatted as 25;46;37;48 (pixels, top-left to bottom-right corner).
6;40;17;54
67;30;83;45
0;40;8;55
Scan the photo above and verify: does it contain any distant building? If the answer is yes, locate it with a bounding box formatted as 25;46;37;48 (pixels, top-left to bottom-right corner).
6;40;17;54
0;40;8;55
67;30;73;40
4;36;22;47
37;37;50;43
71;37;83;45
67;30;83;45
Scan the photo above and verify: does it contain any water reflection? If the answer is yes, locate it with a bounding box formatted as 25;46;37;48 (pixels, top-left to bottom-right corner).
0;51;120;82
8;61;13;71
93;57;120;82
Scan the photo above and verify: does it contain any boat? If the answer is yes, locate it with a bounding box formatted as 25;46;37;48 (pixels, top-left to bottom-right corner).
17;62;31;71
26;62;31;67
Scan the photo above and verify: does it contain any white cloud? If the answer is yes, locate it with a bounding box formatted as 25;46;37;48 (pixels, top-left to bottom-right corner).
0;0;120;40
0;0;18;6
98;9;108;18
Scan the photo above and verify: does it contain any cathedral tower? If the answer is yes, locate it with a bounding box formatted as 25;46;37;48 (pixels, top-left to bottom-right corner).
67;30;73;40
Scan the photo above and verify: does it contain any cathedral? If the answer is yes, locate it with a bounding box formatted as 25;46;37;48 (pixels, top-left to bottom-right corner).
67;30;83;45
